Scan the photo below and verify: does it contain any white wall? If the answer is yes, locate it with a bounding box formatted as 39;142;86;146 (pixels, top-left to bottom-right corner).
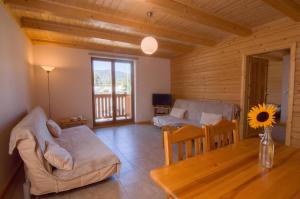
33;45;170;126
0;4;33;196
33;45;93;125
135;57;170;122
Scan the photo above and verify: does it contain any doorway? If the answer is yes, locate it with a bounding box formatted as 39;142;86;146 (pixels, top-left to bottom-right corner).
91;58;134;126
243;49;291;143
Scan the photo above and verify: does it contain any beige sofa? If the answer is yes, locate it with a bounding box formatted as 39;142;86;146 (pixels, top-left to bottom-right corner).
9;107;120;197
153;99;240;127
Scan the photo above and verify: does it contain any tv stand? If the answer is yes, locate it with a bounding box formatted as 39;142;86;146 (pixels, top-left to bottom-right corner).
153;106;171;116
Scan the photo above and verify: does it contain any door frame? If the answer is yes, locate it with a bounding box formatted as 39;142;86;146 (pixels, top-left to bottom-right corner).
91;57;135;127
240;43;296;145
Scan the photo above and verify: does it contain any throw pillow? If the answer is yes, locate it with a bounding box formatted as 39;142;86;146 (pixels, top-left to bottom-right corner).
200;112;222;125
46;120;62;138
170;107;186;119
44;141;73;170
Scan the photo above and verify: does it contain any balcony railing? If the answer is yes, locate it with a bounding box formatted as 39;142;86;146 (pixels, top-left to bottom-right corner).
94;93;131;121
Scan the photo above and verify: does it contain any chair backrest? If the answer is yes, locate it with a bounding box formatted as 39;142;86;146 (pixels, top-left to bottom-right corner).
204;120;239;151
163;125;205;165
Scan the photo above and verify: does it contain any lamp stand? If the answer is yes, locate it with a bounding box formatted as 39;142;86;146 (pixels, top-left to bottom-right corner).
47;71;52;118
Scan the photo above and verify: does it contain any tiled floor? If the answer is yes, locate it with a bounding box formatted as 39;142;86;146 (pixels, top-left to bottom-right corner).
4;124;166;199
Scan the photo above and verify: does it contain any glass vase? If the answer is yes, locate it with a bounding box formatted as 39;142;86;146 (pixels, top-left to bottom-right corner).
259;127;274;168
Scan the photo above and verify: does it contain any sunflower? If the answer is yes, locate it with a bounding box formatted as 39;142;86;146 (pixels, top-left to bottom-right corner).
248;103;276;129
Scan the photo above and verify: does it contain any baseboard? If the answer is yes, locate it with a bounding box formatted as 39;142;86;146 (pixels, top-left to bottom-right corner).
135;120;152;124
93;121;135;129
92;120;153;129
0;161;22;199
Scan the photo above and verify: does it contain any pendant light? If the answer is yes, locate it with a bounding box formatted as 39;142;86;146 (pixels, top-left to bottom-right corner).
141;11;158;55
141;36;158;55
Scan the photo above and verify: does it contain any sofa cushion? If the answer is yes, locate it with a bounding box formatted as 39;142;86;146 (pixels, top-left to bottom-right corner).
200;112;222;125
44;141;73;170
53;125;120;180
9;107;55;173
173;99;240;121
46;120;62;138
153;115;201;127
170;107;186;119
9;107;55;154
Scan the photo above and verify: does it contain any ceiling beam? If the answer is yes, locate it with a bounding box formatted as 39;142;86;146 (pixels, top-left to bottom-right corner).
5;0;216;46
262;0;300;21
145;0;252;36
20;17;194;53
31;38;176;58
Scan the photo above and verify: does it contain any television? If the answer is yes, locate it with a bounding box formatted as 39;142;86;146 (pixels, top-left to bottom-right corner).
152;94;172;106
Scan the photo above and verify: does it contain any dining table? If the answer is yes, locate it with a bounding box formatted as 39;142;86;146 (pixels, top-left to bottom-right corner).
150;138;300;199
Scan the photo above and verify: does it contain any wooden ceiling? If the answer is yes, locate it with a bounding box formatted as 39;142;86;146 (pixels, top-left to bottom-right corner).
3;0;300;58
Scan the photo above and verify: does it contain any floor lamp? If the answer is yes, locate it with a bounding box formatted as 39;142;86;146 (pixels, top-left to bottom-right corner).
41;66;55;118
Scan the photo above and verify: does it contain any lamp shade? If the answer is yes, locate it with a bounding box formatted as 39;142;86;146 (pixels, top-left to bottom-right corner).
41;66;55;72
140;36;158;55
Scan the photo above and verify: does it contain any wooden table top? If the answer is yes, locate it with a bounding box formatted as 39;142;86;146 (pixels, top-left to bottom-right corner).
150;138;300;199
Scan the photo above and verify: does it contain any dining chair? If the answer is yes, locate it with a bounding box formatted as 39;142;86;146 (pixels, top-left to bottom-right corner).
161;125;179;147
163;125;206;165
204;120;240;151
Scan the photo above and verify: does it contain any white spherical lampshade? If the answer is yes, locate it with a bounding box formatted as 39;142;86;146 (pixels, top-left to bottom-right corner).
141;36;158;55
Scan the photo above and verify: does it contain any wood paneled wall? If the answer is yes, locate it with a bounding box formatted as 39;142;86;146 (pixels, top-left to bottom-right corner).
171;18;300;147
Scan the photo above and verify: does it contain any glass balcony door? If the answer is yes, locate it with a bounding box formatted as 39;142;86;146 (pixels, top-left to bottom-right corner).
115;61;133;121
92;58;134;126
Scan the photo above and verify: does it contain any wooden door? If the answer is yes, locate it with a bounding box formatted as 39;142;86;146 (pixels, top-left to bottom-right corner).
245;56;269;137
